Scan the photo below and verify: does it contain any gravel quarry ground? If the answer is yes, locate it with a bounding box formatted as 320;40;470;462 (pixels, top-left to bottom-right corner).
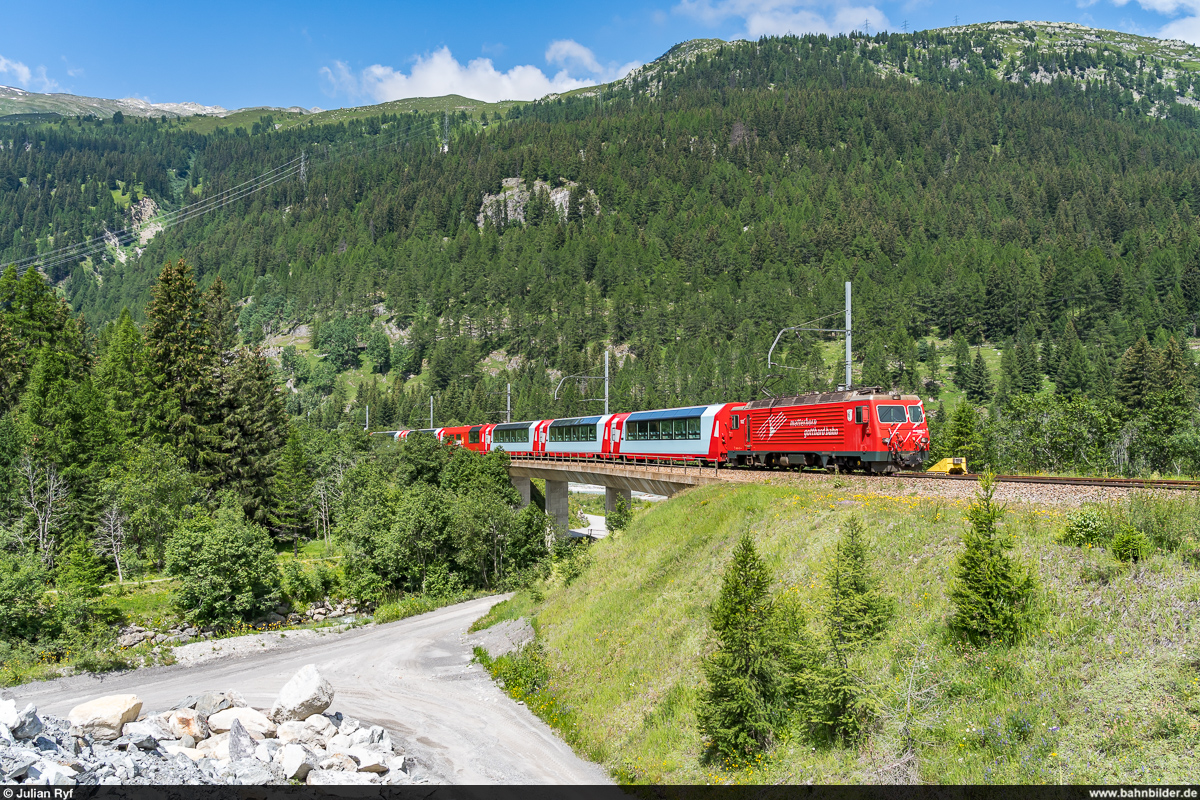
5;596;610;785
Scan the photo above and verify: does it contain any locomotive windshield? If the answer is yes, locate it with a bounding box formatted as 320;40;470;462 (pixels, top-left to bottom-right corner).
908;405;924;423
877;406;906;424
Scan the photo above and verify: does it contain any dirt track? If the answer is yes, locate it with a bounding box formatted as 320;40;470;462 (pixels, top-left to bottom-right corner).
4;595;611;785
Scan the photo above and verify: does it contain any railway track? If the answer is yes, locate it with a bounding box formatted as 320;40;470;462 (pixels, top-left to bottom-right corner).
896;472;1200;491
510;454;1200;492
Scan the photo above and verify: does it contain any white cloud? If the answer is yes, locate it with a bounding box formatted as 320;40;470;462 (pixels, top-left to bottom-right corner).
1097;0;1200;45
546;39;604;73
0;54;58;92
1158;13;1200;40
321;42;639;104
675;0;891;37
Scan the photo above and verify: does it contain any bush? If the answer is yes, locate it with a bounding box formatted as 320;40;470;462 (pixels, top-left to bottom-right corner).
1111;526;1150;563
281;559;340;604
477;641;551;700
1123;494;1200;553
165;499;282;625
607;495;632;532
1059;506;1108;547
551;536;590;587
949;473;1037;645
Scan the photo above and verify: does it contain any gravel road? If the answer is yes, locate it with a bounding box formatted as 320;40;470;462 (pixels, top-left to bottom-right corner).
4;595;611;785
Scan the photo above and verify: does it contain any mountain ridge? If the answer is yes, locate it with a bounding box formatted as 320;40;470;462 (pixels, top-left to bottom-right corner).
6;21;1200;124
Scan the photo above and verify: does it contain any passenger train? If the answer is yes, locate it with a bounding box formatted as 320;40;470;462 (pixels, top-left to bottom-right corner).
377;388;929;473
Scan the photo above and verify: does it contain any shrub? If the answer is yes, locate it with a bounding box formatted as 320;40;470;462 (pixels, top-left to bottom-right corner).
1111;526;1150;563
949;473;1037;645
165;498;282;625
1124;494;1200;553
1059;506;1108;547
281;559;340;604
606;495;632;532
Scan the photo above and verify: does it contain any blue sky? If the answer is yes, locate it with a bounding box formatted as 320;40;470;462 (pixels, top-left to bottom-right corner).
1;0;1198;110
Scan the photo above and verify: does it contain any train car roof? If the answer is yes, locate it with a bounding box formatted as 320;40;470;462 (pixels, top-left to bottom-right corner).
549;416;603;427
493;421;538;431
625;405;713;422
744;388;921;409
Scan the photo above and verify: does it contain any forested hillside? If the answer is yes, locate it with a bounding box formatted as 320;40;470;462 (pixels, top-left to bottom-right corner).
2;26;1200;477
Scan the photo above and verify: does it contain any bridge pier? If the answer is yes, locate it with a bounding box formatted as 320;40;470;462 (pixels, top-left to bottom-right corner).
605;486;632;513
511;476;531;508
545;479;569;532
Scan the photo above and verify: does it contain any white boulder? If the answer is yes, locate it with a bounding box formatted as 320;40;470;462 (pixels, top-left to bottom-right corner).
168;708;208;741
279;743;319;780
67;695;142;741
270;664;334;722
207;706;276;738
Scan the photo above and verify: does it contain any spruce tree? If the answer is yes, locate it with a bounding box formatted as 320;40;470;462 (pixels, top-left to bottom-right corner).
1055;322;1091;396
1116;335;1157;410
1155;337;1195;405
94;309;144;443
996;341;1020;405
823;516;894;648
951;332;971;387
861;341;890;388
203;277;240;362
697;534;787;759
213;348;287;524
1017;324;1042;394
948;474;1036;644
1092;345;1115;398
139;259;215;471
926;341;941;384
946;401;985;468
965;349;993;403
270;431;313;555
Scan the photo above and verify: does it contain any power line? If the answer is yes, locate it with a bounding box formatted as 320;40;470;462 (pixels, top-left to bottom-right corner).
4;118;440;277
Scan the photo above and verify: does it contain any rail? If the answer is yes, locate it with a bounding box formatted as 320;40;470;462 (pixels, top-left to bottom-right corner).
503;453;1200;491
896;473;1200;491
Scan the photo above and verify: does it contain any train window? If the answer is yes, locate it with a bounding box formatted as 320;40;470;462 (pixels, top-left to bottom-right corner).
877;406;906;424
731;415;739;430
854;406;864;424
469;431;479;444
688;417;701;440
907;406;924;423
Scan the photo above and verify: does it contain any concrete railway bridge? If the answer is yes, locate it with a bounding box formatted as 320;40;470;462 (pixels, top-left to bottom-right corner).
506;457;727;531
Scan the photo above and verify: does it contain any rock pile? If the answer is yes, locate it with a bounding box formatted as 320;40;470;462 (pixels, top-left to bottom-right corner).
0;665;423;786
290;598;359;624
117;624;212;648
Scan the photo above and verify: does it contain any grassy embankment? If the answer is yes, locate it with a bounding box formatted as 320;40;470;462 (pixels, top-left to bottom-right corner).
475;481;1200;784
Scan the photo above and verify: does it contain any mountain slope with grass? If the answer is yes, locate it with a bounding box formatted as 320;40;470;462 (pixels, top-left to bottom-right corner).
476;481;1200;784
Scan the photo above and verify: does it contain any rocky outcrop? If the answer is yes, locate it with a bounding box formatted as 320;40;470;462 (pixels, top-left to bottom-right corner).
0;666;427;786
476;177;599;228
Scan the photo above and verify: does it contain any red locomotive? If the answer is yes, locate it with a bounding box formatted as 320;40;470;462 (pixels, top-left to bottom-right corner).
373;387;928;473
